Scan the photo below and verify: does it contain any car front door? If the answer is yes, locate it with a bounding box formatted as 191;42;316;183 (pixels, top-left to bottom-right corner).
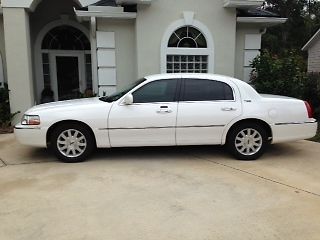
108;78;179;147
176;77;242;145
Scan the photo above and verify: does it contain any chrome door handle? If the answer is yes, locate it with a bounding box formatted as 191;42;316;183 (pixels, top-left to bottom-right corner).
157;110;172;113
221;107;237;111
157;106;172;114
157;109;173;114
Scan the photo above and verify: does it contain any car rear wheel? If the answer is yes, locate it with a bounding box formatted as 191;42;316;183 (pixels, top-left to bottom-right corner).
50;123;95;163
227;123;267;160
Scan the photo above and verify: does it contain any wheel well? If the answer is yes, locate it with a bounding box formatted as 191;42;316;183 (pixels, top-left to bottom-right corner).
226;119;273;142
46;120;97;147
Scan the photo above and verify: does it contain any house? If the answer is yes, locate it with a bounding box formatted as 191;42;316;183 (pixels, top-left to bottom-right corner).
302;28;320;73
0;0;286;122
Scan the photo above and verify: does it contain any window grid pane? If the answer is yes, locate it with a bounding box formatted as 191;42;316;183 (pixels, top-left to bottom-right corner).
42;53;51;88
168;26;207;48
85;54;92;89
167;55;208;73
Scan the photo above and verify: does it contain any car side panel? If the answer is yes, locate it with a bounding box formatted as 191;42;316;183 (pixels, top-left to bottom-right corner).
176;77;242;145
108;102;178;147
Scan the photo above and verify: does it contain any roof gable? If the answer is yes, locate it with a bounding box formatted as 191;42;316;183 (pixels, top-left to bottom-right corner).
302;29;320;51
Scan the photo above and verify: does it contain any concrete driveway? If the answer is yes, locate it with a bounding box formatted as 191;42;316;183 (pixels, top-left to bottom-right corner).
0;134;320;240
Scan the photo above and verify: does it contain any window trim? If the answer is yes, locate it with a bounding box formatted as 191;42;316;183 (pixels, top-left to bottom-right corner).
130;79;181;104
34;19;92;103
168;26;207;48
161;17;214;74
179;78;236;103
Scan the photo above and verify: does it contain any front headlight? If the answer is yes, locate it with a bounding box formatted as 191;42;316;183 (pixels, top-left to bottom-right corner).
21;115;41;125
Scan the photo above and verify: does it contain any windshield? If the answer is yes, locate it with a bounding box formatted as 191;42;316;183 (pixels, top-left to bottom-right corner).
99;78;146;103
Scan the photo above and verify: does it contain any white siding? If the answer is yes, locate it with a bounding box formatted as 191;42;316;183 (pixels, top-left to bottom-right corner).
308;39;320;72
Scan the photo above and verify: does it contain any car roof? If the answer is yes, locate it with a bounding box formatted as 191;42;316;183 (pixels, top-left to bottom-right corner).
145;73;234;82
144;73;261;100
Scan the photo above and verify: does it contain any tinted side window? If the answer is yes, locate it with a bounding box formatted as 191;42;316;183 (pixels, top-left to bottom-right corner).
133;79;178;103
181;79;234;101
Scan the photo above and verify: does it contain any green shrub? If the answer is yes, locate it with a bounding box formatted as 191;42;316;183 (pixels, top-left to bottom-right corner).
250;50;308;99
0;83;19;128
250;51;320;120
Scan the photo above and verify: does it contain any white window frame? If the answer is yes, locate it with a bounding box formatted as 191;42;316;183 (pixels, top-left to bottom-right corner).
48;50;88;101
161;12;214;73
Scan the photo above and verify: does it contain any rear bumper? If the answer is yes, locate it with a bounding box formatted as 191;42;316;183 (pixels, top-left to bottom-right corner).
271;119;318;143
14;125;47;147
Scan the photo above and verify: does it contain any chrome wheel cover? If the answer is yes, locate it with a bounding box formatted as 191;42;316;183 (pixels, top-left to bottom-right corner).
235;128;263;156
57;129;87;158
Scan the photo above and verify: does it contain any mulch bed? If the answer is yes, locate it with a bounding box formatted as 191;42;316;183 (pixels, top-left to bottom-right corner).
0;126;14;134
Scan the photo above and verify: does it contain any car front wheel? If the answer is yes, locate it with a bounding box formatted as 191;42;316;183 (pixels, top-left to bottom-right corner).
50;123;95;163
227;123;267;161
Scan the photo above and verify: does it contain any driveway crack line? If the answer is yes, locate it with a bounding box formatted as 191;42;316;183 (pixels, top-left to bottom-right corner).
194;155;320;198
0;158;7;168
5;161;55;166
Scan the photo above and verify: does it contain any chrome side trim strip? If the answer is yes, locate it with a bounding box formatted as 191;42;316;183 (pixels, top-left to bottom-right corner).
275;120;317;126
14;127;41;130
99;125;225;131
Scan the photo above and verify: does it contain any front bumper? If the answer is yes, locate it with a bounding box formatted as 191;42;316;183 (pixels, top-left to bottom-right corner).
272;119;318;144
14;124;48;147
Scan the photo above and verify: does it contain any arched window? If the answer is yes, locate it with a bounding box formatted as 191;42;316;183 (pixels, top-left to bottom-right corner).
166;26;209;73
42;25;90;50
168;26;207;48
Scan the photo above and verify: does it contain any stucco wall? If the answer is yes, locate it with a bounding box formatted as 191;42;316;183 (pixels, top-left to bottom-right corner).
0;16;7;83
235;24;260;80
308;39;320;72
97;19;137;89
3;8;34;123
135;0;236;78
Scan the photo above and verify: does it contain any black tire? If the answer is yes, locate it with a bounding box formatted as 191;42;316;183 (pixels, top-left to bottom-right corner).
227;122;268;161
50;123;95;163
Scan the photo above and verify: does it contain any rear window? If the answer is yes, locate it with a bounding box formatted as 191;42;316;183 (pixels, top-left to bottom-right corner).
181;79;234;101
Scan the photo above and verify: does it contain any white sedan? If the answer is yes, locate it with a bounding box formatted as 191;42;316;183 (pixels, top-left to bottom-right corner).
15;74;317;163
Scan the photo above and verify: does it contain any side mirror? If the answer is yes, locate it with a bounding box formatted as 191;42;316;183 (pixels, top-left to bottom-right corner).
123;93;133;105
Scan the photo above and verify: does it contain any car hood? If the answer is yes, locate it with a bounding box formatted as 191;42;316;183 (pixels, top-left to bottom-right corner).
26;97;106;114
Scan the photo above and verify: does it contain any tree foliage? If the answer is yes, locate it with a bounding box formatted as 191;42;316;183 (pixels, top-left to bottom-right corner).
262;0;320;53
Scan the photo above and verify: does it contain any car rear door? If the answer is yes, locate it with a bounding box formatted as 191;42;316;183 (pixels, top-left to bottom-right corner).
108;78;180;147
176;76;242;145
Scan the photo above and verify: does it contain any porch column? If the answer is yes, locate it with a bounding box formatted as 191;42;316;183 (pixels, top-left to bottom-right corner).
3;8;34;124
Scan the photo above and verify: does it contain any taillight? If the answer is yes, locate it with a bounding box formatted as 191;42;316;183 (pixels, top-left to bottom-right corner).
304;101;314;118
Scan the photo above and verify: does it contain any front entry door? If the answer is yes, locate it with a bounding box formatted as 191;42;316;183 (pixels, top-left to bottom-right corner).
56;56;80;101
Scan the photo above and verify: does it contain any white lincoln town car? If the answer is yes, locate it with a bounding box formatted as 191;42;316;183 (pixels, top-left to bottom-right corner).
15;74;317;163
